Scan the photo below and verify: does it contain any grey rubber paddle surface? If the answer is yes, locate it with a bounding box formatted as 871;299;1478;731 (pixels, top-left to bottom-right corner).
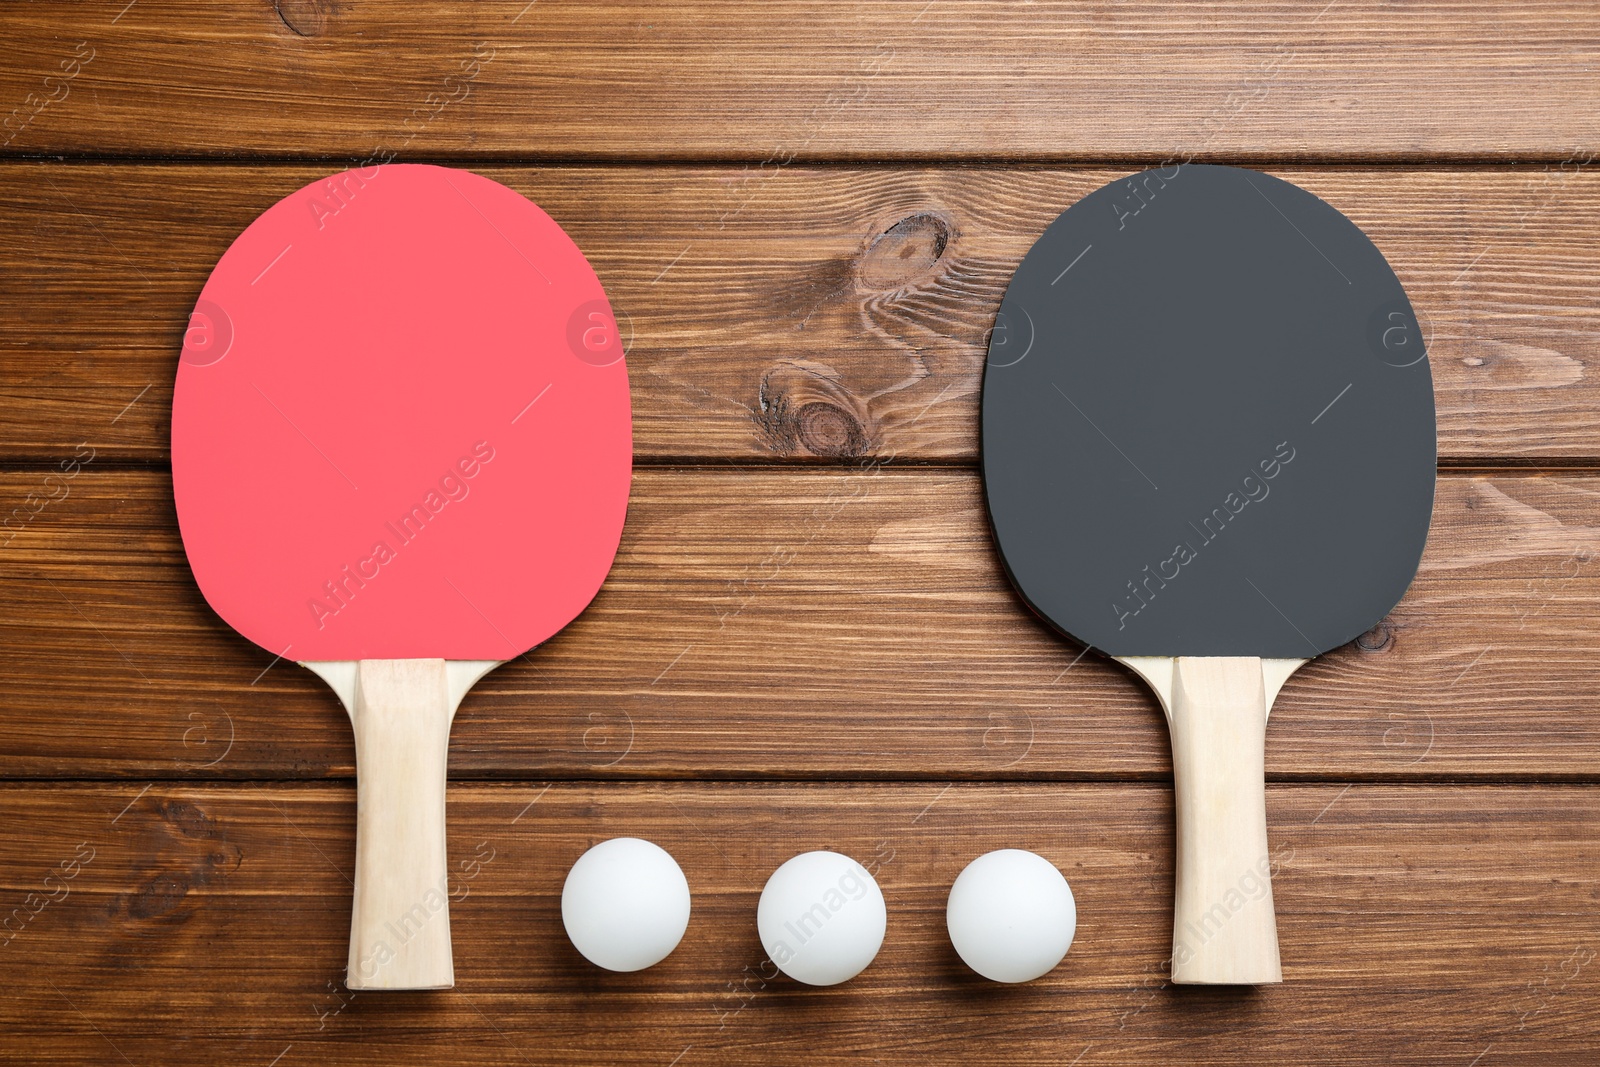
982;164;1436;659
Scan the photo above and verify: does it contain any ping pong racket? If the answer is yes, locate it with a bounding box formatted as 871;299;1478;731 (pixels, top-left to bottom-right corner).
982;164;1435;984
172;164;631;989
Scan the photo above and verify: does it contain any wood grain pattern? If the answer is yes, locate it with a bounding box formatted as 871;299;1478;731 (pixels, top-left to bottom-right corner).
4;164;1599;463
3;3;1596;1060
1;782;1593;1065
5;468;1598;779
1;2;1597;160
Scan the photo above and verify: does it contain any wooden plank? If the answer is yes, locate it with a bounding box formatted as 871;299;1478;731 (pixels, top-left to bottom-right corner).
3;468;1598;779
4;164;1600;464
1;2;1597;160
0;781;1594;1065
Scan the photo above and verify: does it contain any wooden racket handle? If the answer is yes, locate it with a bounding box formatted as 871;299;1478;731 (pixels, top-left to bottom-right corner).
1167;656;1282;984
346;658;456;990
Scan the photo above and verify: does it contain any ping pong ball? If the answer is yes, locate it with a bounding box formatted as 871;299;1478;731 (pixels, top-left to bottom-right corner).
946;849;1076;983
562;838;691;972
757;851;886;986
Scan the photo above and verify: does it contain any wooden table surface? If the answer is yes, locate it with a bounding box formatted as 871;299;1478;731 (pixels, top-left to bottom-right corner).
3;3;1598;1064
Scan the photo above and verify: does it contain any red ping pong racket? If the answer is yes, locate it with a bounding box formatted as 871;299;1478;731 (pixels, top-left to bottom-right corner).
173;164;631;989
983;165;1435;983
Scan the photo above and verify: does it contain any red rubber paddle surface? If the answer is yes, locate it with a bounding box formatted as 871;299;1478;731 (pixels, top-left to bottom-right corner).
173;164;631;662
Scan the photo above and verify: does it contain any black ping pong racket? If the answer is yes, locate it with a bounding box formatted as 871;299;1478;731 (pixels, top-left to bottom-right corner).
982;164;1435;983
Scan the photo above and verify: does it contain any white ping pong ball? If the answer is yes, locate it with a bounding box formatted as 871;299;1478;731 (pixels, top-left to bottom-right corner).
562;838;691;972
757;851;886;986
946;849;1076;983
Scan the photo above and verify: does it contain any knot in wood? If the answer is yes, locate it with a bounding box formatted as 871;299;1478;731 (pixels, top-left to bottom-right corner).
757;360;873;458
274;0;336;37
1356;620;1394;652
858;212;951;291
